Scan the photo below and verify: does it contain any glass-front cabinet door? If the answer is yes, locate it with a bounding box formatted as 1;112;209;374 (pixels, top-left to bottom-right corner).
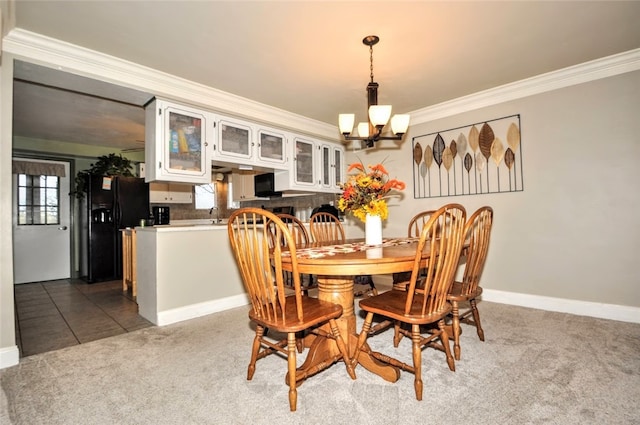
319;142;344;191
320;144;331;188
293;138;315;186
216;117;253;161
333;145;344;189
257;127;287;168
145;98;212;184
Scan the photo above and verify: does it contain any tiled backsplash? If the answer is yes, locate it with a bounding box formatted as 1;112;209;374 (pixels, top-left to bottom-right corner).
153;180;340;221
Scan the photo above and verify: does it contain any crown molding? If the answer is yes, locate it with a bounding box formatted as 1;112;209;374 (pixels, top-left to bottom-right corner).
409;48;640;125
2;29;339;141
4;29;639;137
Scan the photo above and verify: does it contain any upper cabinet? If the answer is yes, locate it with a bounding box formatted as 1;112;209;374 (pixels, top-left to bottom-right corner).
213;117;288;170
256;127;287;167
274;136;344;193
319;142;345;192
145;98;214;184
149;182;193;204
216;117;253;162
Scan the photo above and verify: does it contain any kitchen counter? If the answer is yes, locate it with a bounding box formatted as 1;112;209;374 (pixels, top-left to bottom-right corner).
135;223;248;325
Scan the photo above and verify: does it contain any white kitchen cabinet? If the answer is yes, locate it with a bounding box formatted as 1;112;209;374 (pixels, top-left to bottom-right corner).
231;173;257;202
257;126;288;167
274;136;343;193
319;143;345;191
149;182;193;204
213;117;288;170
145;98;214;184
215;117;253;163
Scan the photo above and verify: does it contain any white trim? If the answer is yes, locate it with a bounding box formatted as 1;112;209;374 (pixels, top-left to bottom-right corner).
4;29;640;141
0;345;19;369
482;289;640;324
409;48;640;124
2;29;338;141
155;294;250;326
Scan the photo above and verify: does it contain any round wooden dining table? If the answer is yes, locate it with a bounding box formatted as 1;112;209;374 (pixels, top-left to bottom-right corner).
281;238;427;383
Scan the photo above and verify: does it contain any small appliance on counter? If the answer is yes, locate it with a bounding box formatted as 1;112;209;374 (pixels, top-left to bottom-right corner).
271;206;295;216
311;204;340;219
152;206;171;225
270;206;295;222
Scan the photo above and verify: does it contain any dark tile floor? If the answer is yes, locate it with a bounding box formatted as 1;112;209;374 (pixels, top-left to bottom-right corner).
14;279;153;357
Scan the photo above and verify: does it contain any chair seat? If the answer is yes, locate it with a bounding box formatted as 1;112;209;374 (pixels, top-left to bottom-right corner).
359;290;452;325
447;282;483;302
249;296;343;333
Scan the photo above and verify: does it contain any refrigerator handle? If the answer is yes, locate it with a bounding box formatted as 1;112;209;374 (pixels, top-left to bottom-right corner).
114;200;122;227
114;178;122;227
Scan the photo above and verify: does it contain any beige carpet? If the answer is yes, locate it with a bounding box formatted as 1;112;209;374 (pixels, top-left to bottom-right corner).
2;298;639;425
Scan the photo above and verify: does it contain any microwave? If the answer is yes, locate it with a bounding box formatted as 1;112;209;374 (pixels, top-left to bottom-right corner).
254;173;282;198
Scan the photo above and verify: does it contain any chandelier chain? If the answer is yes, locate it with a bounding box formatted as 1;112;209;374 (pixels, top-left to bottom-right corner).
369;44;375;83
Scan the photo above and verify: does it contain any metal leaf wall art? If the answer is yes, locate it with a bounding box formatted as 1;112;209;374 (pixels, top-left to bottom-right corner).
412;114;523;198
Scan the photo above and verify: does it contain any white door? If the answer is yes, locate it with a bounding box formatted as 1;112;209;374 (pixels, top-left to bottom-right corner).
12;159;71;284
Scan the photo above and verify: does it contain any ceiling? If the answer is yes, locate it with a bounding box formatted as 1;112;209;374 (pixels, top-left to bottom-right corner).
9;1;640;152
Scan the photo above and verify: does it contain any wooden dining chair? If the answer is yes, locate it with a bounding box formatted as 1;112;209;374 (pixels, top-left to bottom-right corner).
309;212;377;297
407;209;437;237
308;212;345;243
448;206;493;360
392;209;436;290
228;208;355;411
352;203;466;401
265;213;317;295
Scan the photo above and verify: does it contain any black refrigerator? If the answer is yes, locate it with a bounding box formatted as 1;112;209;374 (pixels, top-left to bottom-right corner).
85;175;150;283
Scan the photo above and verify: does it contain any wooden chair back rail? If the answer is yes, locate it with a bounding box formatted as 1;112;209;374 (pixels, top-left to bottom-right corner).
266;213;310;248
407;210;436;238
309;212;345;243
266;213;316;294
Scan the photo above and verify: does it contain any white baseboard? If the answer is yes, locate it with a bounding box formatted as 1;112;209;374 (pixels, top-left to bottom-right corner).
482;289;640;324
0;345;19;370
156;294;250;326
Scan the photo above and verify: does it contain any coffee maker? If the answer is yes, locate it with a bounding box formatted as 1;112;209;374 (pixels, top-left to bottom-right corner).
152;206;170;225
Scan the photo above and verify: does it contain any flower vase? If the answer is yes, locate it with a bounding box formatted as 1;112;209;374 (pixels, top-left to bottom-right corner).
365;214;383;245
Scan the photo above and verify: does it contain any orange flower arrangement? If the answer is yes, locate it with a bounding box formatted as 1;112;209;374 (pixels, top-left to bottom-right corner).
338;161;405;222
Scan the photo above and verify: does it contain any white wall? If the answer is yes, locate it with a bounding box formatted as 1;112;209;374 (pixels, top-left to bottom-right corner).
344;70;640;315
0;56;20;368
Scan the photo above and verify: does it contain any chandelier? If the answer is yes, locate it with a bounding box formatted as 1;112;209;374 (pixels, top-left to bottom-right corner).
339;35;410;148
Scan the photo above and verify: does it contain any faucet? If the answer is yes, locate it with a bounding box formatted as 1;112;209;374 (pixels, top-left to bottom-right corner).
209;206;221;224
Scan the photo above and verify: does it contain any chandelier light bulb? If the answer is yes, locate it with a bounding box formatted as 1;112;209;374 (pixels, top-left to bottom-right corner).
368;105;392;127
391;114;411;135
357;122;370;138
339;114;355;135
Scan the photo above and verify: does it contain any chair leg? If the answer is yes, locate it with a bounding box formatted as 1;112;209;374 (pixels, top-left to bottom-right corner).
247;326;264;380
451;300;461;360
352;312;374;369
439;319;455;372
329;319;356;379
287;333;298;412
295;331;305;353
393;321;403;347
470;299;485;341
367;275;378;296
411;324;423;401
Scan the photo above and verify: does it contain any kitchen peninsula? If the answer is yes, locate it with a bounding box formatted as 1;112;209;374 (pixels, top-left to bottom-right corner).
135;223;248;325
